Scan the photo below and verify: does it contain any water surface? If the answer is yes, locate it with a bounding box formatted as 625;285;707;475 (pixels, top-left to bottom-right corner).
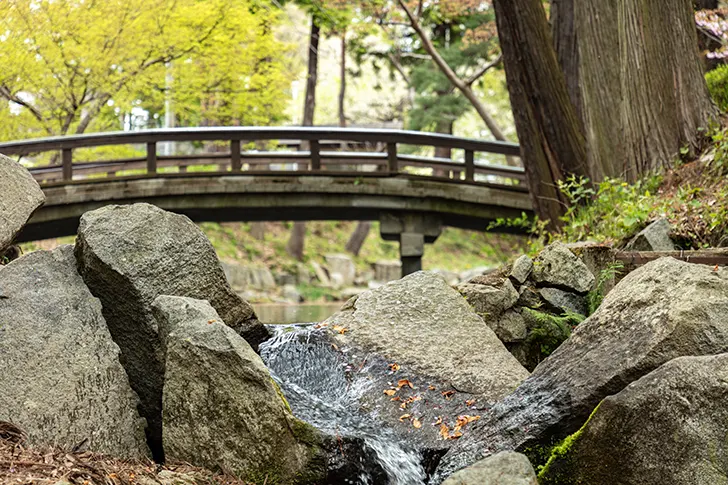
253;303;342;324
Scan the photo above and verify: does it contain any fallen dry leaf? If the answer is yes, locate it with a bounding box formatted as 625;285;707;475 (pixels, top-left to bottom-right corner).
434;416;443;425
441;390;456;399
397;379;415;390
383;389;397;396
439;424;450;440
389;363;401;372
456;415;481;427
465;399;476;406
428;385;436;391
399;414;412;421
332;325;348;334
412;418;422;429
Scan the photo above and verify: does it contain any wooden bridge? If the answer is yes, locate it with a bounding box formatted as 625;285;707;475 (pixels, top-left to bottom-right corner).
0;127;532;274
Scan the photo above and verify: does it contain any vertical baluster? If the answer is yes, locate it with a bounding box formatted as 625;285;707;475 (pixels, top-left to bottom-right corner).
231;139;241;172
147;142;157;174
387;142;398;173
465;149;475;182
310;140;321;171
62;148;73;181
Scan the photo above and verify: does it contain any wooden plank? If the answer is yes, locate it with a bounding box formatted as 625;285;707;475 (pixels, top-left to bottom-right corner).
0;126;521;157
146;142;157;174
230;140;242;171
387;142;398;173
465;150;475;182
310;140;321;170
61;149;73;181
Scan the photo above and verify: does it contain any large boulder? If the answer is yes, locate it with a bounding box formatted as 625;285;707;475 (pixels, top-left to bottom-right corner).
540;353;728;485
221;262;276;292
325;271;529;401
74;203;267;460
443;452;537;485
532;243;595;294
0;246;148;458
155;296;325;484
457;277;519;321
436;257;728;479
0;155;45;253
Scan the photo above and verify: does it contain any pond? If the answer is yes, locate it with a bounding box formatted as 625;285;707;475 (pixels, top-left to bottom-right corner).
253;303;342;324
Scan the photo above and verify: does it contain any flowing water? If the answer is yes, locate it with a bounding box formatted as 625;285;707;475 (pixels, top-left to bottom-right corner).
259;324;429;484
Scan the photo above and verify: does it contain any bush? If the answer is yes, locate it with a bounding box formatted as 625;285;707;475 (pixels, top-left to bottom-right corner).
706;64;728;112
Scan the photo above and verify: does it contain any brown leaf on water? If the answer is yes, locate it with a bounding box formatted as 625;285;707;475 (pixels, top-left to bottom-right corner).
399;402;407;409
456;415;481;427
433;416;443;425
383;389;397;396
441;390;456;399
391;396;402;402
450;429;463;439
207;319;216;324
399;414;412;421
439;424;450;440
465;399;477;406
428;385;436;391
412;418;422;429
389;363;401;372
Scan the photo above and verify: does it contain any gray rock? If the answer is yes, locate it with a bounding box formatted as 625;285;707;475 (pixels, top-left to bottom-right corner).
509;255;534;285
458;278;519;320
275;271;297;287
311;261;331;286
433;269;460;286
156;296;324;483
538;287;588;316
491;310;529;343
74;203;266;460
625;218;676;252
458;266;494;284
297;263;312;285
325;271;528;400
540;353;728;485
325;254;356;286
516;285;543;309
282;283;303;303
374;260;402;282
222;262;276;291
437;257;728;478
532;243;595;294
0;155;45;253
0;246;148;458
443;451;537;485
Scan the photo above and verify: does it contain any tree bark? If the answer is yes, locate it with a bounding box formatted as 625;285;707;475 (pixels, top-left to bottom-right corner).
575;0;718;181
493;0;589;227
346;221;371;256
286;222;307;262
338;32;347;128
550;0;582;123
287;16;321;261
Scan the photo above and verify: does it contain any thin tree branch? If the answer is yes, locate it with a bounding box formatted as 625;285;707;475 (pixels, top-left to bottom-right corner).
465;53;503;86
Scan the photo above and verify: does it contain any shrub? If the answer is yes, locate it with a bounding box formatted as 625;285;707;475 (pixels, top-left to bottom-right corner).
706;64;728;112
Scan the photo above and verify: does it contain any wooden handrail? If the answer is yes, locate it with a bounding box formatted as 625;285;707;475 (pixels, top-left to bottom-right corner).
1;126;524;187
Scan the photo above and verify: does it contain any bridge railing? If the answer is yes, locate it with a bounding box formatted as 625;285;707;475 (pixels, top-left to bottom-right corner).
0;127;525;188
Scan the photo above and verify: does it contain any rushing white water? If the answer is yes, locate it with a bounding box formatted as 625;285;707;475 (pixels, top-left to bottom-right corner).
260;325;427;485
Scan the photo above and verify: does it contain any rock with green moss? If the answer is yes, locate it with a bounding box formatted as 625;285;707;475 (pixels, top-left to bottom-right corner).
435;257;728;480
0;154;45;253
442;451;537;485
539;354;728;485
157;296;325;484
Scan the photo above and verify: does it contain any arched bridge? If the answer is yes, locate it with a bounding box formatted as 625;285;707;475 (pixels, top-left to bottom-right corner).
0;127;532;273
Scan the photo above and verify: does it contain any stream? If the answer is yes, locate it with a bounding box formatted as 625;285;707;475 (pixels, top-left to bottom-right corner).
259;323;430;484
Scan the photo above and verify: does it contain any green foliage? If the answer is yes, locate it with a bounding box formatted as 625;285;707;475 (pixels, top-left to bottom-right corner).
706;62;728;113
586;261;624;315
523;308;586;358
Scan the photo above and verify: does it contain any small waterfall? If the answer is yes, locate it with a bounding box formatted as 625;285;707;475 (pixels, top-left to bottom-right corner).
260;325;427;485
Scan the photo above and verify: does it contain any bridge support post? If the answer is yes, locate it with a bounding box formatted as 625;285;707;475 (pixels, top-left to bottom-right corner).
379;212;442;277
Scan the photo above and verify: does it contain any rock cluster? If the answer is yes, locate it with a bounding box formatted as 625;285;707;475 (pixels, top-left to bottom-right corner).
458;242;595;370
0;202;327;484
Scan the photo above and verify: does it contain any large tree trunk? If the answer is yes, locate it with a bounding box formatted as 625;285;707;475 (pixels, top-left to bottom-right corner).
550;0;582;123
493;0;589;227
338;32;347;128
346;221;371;256
287;16;321;261
575;0;718;181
